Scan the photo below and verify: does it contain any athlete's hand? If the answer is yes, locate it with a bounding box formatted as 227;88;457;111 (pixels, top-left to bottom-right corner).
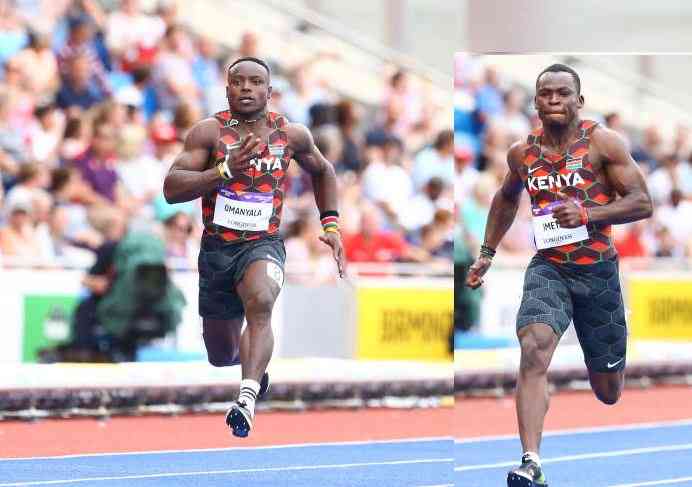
465;255;492;289
552;194;584;228
225;133;262;172
319;231;346;278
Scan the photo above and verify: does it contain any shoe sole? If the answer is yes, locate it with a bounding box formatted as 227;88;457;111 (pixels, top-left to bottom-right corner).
507;472;548;487
226;404;252;438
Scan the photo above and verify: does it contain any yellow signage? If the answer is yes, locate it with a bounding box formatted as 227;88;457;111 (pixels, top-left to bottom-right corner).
356;287;453;361
629;279;692;340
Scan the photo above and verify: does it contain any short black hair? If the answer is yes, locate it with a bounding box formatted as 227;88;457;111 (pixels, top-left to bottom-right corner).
536;63;581;94
227;57;271;77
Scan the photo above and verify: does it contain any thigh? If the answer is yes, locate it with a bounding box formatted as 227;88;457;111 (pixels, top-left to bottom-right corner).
571;259;627;373
198;242;245;319
516;255;574;337
234;238;286;310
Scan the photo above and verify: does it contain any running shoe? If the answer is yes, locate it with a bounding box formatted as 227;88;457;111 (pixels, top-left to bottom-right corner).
226;400;253;438
507;454;548;487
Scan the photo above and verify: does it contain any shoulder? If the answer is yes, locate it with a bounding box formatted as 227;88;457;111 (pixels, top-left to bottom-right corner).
285;122;313;152
590;123;629;156
507;139;527;164
184;117;219;145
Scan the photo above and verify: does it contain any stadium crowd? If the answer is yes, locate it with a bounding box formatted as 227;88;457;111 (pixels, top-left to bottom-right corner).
0;0;453;282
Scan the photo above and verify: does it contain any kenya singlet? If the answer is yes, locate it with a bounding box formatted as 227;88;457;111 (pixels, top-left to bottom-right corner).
520;120;617;264
201;110;291;243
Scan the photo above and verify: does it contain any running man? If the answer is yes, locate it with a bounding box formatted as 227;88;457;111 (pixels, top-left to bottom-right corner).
163;57;345;438
465;64;653;486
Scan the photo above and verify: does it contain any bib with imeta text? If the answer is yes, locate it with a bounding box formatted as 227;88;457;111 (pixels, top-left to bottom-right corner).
531;201;588;250
213;188;273;231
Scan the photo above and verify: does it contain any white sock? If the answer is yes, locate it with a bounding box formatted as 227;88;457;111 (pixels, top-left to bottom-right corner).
523;451;541;465
238;379;260;416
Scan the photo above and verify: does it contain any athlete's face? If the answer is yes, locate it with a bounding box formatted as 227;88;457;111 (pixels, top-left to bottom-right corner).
226;61;272;115
534;71;583;127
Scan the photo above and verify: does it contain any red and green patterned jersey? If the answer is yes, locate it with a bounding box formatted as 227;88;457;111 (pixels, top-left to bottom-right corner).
519;120;617;264
201;110;292;243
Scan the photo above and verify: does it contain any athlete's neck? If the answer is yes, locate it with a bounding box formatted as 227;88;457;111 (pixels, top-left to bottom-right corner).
542;117;581;153
230;109;267;125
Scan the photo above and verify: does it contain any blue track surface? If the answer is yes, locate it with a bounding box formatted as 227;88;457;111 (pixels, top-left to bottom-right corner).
455;421;692;487
0;438;454;487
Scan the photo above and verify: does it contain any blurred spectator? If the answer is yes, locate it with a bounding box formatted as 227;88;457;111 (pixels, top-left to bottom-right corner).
461;173;495;251
28;101;64;166
56;53;107;110
673;124;691;162
0;90;25;172
0;199;48;263
382;70;425;139
105;0;165;71
172;101;200;140
152;24;199;114
399;177;451;233
4;162;50;218
192;35;222;114
57;15;110;96
454;140;478;205
655;188;692;254
59;115;91;162
344;204;428;263
614;221;650;258
2;57;35;129
11;29;59;97
493;86;530;144
631;125;664;172
283;214;337;284
648;153;692;205
0;1;28;64
411;129;454;190
161;211;197;262
70;121;125;205
335;99;363;173
475;66;504;126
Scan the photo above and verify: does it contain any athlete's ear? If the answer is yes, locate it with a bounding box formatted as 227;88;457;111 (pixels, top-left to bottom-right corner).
533;94;538;111
267;85;272;100
577;94;584;109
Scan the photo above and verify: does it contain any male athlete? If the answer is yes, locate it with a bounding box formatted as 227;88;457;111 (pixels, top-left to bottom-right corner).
465;64;653;486
163;57;345;438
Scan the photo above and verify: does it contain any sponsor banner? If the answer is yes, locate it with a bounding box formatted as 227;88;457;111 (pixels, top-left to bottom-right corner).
356;287;453;361
23;295;78;363
628;278;692;340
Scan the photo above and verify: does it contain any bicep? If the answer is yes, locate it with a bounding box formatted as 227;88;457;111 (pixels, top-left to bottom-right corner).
169;123;215;172
290;125;330;175
600;134;649;197
500;147;525;201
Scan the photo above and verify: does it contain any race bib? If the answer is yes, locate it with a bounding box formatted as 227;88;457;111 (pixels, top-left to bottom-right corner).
213;188;273;231
532;201;589;249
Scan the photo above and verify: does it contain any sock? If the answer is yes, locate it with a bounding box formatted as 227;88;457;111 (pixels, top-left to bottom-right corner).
523;451;541;466
238;379;260;416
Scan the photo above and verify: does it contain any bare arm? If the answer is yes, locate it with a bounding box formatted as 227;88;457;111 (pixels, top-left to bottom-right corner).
287;123;339;215
287;123;344;276
162;119;222;204
586;127;653;225
466;142;524;289
483;143;525;249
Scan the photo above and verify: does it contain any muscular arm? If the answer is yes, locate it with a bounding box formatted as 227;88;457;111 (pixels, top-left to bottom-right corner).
482;143;525;249
287;123;338;214
163;119;221;204
588;127;653;225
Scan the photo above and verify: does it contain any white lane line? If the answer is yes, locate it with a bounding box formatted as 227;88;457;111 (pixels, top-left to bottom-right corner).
455;443;692;472
455;419;692;443
0;457;454;486
413;484;454;487
609;477;692;487
0;436;453;462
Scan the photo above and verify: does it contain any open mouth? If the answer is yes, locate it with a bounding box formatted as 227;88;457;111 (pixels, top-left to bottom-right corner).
239;97;254;104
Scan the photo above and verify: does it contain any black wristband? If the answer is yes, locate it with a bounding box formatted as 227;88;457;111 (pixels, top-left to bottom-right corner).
320;210;339;219
480;244;496;258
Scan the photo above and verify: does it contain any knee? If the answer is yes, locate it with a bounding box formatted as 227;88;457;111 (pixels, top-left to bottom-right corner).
593;382;622;405
244;291;275;322
519;332;554;376
207;354;233;367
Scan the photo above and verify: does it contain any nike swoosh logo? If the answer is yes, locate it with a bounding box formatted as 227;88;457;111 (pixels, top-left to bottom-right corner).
607;358;624;369
528;166;541;174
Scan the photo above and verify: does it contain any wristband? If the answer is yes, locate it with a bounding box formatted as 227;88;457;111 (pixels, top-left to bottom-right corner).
579;206;589;225
217;160;232;180
480;244;496;259
320;212;339;233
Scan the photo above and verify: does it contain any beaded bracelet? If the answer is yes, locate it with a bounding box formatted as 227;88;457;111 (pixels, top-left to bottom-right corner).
579;206;590;226
320;211;339;233
480;244;496;259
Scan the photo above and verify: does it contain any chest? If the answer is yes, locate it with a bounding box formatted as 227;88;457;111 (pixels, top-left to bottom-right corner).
213;125;292;175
